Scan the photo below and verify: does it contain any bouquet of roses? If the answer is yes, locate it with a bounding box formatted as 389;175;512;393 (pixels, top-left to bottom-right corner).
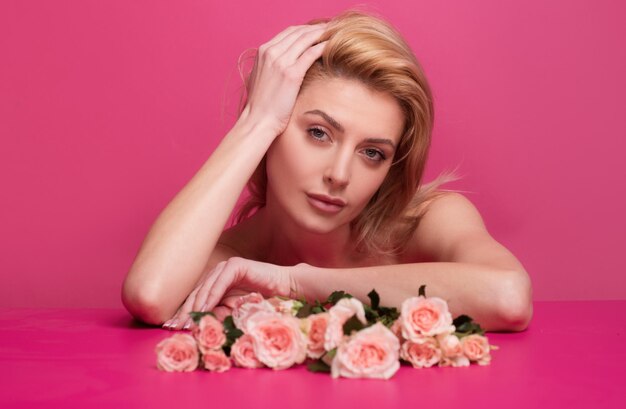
155;285;498;379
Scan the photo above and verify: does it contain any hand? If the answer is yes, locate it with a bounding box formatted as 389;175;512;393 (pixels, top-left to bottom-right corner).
162;257;296;330
163;287;247;330
240;22;329;136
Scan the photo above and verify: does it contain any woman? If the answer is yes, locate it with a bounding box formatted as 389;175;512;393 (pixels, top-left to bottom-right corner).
121;10;533;333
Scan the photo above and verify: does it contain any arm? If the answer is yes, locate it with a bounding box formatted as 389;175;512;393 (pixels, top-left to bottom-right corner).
291;193;533;332
159;196;531;332
122;118;277;324
121;24;329;325
292;262;529;332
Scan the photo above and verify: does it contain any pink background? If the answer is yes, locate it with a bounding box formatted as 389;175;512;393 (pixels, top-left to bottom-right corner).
1;0;624;309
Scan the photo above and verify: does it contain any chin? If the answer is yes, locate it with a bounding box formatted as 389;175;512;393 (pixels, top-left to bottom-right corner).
290;206;353;235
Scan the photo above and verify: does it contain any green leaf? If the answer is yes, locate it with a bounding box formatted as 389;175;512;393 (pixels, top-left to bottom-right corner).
311;306;325;314
363;304;380;322
418;285;426;297
342;314;365;335
222;315;237;331
307;360;331;373
452;314;485;337
367;289;380;310
326;290;353;305
188;311;216;325
296;302;314;318
222;315;244;347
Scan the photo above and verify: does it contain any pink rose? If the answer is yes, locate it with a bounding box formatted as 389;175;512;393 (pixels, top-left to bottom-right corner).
302;312;330;359
436;333;464;358
232;293;276;332
191;314;226;354
233;292;265;308
155;333;199;372
389;319;403;342
331;322;400;380
246;310;308;370
400;336;442;368
460;334;492;366
230;334;264;368
324;298;367;351
201;349;232;372
438;355;470;367
268;297;302;316
400;296;456;339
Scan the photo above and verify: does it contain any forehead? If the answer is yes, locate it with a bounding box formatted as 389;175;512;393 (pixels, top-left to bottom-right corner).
295;77;405;144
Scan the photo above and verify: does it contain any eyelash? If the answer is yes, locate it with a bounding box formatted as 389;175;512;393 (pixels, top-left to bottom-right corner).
306;126;387;162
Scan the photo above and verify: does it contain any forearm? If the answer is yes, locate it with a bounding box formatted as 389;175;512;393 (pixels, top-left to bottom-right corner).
123;115;276;322
291;262;531;332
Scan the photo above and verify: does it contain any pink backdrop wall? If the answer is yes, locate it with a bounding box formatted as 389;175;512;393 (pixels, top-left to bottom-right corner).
1;0;624;308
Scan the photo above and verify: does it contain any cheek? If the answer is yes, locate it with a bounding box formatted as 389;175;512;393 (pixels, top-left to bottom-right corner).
266;132;318;188
351;161;390;192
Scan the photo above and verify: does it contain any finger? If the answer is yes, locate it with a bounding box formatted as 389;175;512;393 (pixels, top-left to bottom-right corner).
262;23;327;51
164;282;203;330
279;28;328;65
291;40;328;77
203;262;240;312
221;290;251;310
248;23;327;94
162;309;179;330
212;305;233;322
266;24;327;63
192;261;227;312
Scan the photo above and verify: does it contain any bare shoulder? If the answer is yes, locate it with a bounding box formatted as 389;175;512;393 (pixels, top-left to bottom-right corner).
398;192;525;272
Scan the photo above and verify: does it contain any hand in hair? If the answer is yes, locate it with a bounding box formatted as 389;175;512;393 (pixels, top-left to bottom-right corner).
241;23;328;136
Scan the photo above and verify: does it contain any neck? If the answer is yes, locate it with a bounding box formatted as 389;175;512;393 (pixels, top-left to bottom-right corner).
258;204;356;268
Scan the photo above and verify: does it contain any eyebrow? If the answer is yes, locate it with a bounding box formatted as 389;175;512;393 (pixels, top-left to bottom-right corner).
303;109;397;150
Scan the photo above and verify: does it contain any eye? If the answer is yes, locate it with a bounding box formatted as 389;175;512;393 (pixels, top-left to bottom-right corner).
362;148;386;162
307;126;329;142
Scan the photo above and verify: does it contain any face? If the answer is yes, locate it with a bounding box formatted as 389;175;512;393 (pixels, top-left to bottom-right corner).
265;76;405;235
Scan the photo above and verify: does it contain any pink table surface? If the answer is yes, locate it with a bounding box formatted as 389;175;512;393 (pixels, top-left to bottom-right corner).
1;301;625;409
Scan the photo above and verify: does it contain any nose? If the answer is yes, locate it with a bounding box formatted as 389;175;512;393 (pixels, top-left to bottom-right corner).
323;148;351;189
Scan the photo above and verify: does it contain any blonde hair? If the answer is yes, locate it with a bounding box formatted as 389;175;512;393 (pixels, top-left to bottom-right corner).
234;8;462;256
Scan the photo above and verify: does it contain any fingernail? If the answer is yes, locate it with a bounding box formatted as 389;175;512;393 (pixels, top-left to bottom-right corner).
183;320;191;330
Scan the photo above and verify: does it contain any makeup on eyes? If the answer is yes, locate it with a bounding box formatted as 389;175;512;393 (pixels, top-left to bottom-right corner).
306;125;388;162
302;113;395;163
303;109;397;151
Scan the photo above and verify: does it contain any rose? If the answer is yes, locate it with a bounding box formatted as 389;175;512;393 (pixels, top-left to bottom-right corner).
330;322;401;380
399;335;442;368
155;333;199;372
460;334;492;366
389;319;403;342
245;310;308;370
438;355;470;367
201;349;232;372
230;334;264;368
400;296;456;340
324;297;367;351
436;333;464;358
302;312;330;359
267;296;303;316
232;293;276;332
191;314;226;354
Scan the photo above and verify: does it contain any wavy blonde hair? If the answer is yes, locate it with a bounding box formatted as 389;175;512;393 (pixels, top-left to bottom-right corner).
233;8;462;256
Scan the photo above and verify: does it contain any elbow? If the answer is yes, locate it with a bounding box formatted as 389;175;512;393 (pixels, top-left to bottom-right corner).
497;270;534;332
121;277;168;326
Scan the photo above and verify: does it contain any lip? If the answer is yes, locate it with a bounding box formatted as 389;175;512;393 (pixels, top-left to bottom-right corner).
306;193;347;213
